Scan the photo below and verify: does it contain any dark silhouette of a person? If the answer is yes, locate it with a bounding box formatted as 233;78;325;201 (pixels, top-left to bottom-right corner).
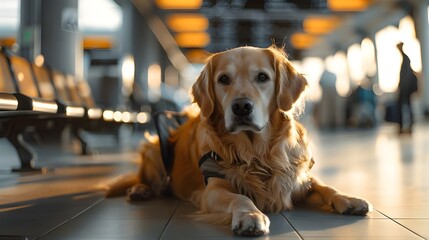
396;42;417;134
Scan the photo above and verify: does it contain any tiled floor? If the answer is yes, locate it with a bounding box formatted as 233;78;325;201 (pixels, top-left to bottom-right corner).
0;122;428;240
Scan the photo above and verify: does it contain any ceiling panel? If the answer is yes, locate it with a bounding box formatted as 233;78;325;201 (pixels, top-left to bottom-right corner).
154;0;369;59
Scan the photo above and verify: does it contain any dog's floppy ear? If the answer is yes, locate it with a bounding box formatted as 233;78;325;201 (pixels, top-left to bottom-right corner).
191;58;215;118
270;47;308;112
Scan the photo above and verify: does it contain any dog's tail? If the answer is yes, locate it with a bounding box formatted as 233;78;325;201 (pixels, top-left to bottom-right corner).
101;173;139;197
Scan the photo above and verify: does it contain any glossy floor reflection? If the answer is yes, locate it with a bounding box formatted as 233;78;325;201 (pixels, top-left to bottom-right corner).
0;122;428;239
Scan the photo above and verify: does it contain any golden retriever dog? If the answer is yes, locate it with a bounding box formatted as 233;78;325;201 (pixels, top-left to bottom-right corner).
105;46;372;236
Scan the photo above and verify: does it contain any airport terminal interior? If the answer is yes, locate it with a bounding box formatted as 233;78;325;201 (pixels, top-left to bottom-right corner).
1;0;429;239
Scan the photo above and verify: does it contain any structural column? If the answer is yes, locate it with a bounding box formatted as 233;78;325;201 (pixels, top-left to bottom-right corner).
18;0;41;61
40;0;82;78
120;2;165;105
413;0;429;116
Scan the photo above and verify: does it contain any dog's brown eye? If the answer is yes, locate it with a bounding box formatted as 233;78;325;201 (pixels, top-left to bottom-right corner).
219;75;231;85
257;73;269;83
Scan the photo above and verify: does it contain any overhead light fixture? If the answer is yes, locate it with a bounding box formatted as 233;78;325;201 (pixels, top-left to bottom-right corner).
290;33;318;49
328;0;372;11
167;14;209;32
78;0;122;31
175;32;210;48
83;36;113;49
155;0;202;9
303;16;340;35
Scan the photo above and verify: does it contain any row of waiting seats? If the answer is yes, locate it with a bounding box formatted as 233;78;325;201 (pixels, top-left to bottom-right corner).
0;46;151;172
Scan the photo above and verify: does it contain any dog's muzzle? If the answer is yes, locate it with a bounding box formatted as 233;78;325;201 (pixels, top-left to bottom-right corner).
229;98;262;133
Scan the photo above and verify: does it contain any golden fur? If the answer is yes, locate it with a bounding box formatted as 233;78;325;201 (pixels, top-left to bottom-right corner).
105;46;372;236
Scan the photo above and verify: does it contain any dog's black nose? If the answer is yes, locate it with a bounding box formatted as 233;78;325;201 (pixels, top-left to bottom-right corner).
232;98;254;116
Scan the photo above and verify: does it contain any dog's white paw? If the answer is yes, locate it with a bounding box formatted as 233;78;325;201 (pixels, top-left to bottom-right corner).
330;193;373;215
231;211;270;236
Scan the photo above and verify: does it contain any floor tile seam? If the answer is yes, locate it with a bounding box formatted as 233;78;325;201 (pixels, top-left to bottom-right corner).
282;210;428;239
375;209;427;240
157;199;180;240
280;212;304;240
34;197;105;239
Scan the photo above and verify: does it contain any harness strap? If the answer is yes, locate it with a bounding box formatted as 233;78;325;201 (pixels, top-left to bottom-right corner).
198;151;225;184
153;110;187;174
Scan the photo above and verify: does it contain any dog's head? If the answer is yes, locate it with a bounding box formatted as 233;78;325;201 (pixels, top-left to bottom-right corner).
192;46;307;134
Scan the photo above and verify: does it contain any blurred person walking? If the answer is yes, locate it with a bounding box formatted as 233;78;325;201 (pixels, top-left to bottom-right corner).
316;69;344;129
396;42;418;134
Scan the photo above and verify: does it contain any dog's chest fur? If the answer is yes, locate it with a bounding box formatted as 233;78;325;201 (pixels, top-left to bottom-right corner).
214;128;312;213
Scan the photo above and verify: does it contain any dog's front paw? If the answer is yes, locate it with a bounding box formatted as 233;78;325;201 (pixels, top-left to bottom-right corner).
232;211;270;236
126;184;152;201
330;194;373;215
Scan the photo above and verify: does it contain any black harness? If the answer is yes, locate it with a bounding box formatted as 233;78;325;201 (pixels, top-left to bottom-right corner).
153;111;226;184
153;111;186;174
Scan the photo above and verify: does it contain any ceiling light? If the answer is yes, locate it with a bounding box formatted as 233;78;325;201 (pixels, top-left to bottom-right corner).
303;16;340;35
328;0;372;11
290;33;318;49
167;14;208;32
83;36;113;49
155;0;202;9
175;32;210;48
